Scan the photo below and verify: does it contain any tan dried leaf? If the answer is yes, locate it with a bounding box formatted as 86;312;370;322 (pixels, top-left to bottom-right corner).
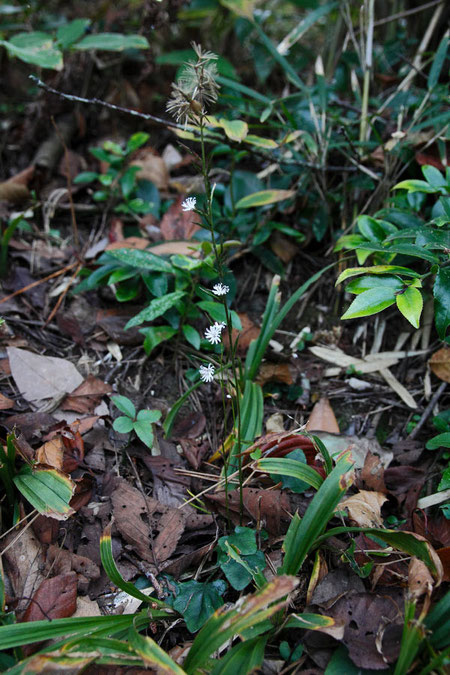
429;347;450;383
339;490;388;528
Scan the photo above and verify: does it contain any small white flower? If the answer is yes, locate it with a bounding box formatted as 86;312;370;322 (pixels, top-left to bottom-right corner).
212;283;229;296
181;197;196;211
205;323;224;344
199;363;215;383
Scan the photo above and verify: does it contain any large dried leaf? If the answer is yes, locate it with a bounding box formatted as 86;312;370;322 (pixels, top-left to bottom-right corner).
429;347;450;383
206;488;291;535
160;196;201;240
7;347;83;405
306;397;340;433
22;572;78;623
61;374;112;414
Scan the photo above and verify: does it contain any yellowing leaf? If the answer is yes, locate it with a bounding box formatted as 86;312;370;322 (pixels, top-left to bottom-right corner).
245;134;278;149
219;118;248;142
396;286;423;328
236;189;295;209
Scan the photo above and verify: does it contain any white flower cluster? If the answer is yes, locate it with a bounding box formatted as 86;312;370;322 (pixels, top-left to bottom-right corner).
204;321;226;345
181;197;197;212
199;363;215;383
212;282;229;296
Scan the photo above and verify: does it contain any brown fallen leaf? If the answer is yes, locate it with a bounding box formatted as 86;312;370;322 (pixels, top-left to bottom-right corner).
35;436;64;470
360;451;387;493
429;347;450;383
159;196;201;240
96;307;143;346
131;147;169;189
2;528;44;614
270;231;299;263
45;544;100;586
306;397;340;433
223;313;260;355
61;374;112;414
105;236;150;251
22;572;78;623
436;547;450;582
0;165;34;203
256;362;294;386
0;392;14;409
338;490;388;528
206;488;291;535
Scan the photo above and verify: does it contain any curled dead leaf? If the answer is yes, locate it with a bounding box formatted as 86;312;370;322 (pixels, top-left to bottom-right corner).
338;490;388;528
429;347;450;383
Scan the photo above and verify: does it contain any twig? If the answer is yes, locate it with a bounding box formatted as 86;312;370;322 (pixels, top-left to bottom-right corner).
0;261;78;305
408;381;447;439
44;262;82;326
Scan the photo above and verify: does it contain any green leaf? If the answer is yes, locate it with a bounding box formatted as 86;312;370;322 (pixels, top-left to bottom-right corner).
128;626;185;673
346;275;404;295
141;325;177;355
393;179;438;193
280;452;354;575
126;132;150;153
235;189;295;209
422;165;446;188
211;636;268;675
357;215;396;242
197;301;242;329
133;421;154;449
14;465;75;519
113;416;134;434
74;33;150;51
111;394;136;418
336;265;421;285
1;32;63;70
57;18;90;49
125;291;186;329
171;579;227;633
73;171;99;184
286;612;341;631
107;248;172;272
433;268;450;339
257;455;323;491
438;467;450;491
120;166;139;199
396;286;423;329
100;523;166;606
428;34;449;90
182;324;201;349
245;135;278;149
136;409;162;423
217;527;265;590
170;254;204;271
184;576;298;673
341;287;396;320
268;449;313;493
426;433;450;450
219;118;248;142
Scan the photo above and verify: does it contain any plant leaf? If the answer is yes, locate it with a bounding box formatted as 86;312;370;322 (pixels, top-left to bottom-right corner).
336;265;421;285
257;455;323;490
433;267;450;339
235;189;295;209
396;286;423;329
74;33;149;51
113;416;134;434
14;465;75;520
125;291;186;329
210;635;268;675
111;394;136;418
341;287;396;320
107;248;173;273
171;579;227;633
128;626;185;674
141;325;177;355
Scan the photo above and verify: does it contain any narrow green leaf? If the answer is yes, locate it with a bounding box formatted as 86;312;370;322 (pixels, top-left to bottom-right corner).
286;612;339;631
396;287;423;328
428;34;449;90
393;179;438;193
14;466;75;519
75;33;149;51
111;394;136;418
341;287;396;320
100;524;167;607
128;625;185;674
235;189;295;209
125;291;186;329
244;135;278;149
280;452;354;575
256;457;323;490
211;635;268;675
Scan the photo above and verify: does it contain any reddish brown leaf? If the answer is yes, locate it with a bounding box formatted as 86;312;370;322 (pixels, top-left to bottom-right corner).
56;312;86;346
179;438;209;470
70;475;94;512
270;231;299;263
131;147;169;189
206;488;290;535
408;557;434;598
35;437;64;470
96;307;143;345
223;313;260;355
61;374;112;414
31;514;60;545
256;362;294;386
22;572;77;623
436;547;450;582
415;151;445;170
159;196;201;240
0;392;14;409
361;451;387;493
171;411;206;440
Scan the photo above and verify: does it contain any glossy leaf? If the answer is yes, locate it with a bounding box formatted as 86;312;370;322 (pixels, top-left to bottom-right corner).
336;265;420;285
256;456;323;490
341;287;396;320
236;189;295;209
182;324;201;349
171;579;227;633
346;275;404;295
393;179;438;193
245;135;278;149
433;267;450;339
219;118;249;142
396;286;423;329
428;34;449;90
141;325;177;355
197;301;242;329
426;433;450;450
125;291;186;329
0;32;63;70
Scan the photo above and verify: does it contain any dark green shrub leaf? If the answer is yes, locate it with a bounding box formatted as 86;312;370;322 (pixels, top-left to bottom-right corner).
171;579;227;633
125;291;186;329
141;325;177;355
433;268;450;339
341;287;397;320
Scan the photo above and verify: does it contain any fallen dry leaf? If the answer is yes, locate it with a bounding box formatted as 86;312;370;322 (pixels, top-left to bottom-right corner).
61;375;112;414
338;490;388;528
429;347;450;383
0;165;34;203
2;527;44;614
270;231;299;263
35;437;64;470
148;241;201;257
306;397;340;433
223;312;260;354
22;572;78;623
207;488;291;535
256;362;294;386
7;347;83;405
159;196;201;240
408;557;434;599
105;236;150;251
361;451;387;493
131;147;169;189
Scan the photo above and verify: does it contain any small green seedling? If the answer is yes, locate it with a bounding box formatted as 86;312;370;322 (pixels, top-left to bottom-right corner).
111;395;161;449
